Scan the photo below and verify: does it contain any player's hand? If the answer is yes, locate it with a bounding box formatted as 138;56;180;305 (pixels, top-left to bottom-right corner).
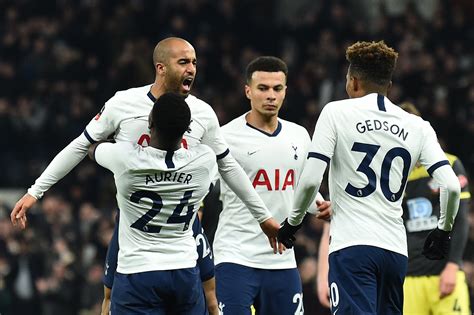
259;217;282;254
317;277;330;308
439;262;458;299
101;285;111;315
208;304;219;315
422;228;451;260
316;200;332;221
277;219;302;249
11;193;37;229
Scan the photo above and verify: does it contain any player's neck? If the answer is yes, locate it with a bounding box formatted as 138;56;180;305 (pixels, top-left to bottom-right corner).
150;82;167;100
245;112;279;134
150;137;180;152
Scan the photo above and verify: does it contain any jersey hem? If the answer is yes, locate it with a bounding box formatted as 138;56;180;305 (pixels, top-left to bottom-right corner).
214;257;297;270
329;241;407;257
117;261;196;274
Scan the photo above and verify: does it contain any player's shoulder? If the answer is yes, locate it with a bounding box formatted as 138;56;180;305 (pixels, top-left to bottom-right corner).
185;94;212;111
108;141;139;154
191;143;215;156
185;95;218;124
319;98;358;116
109;85;151;101
186;144;216;167
97;142;139;166
221;114;246;133
278;118;309;136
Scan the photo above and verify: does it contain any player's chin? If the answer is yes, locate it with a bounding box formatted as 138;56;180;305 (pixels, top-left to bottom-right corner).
179;86;192;96
262;109;279;117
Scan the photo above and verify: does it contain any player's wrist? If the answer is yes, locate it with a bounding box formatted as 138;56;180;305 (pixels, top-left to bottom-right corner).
26;189;41;200
445;262;459;271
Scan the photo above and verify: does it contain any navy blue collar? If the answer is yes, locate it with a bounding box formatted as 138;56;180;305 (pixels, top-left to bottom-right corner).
246;121;282;137
147;91;156;103
377;94;386;111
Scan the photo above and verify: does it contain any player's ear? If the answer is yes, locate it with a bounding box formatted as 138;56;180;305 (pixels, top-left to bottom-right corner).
155;62;165;75
387;81;393;93
352;76;359;92
245;85;251;100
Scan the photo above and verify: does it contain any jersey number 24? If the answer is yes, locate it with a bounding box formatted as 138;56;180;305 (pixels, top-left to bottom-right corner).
129;190;195;233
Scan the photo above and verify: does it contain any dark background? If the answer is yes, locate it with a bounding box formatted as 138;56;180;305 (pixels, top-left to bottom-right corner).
0;0;473;314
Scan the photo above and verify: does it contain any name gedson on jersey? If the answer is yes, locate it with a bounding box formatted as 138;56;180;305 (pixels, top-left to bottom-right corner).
252;169;294;191
145;171;192;185
356;119;408;141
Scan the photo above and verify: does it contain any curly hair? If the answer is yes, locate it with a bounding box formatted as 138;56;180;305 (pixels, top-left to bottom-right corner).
346;41;398;86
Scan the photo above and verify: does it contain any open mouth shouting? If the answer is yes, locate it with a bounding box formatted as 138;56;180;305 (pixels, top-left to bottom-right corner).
182;77;194;93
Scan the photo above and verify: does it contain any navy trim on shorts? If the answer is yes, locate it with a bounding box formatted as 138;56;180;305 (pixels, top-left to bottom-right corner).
216;148;230;160
83;129;97;144
377;94;386;112
427;160;450;176
308;152;330;164
147;91;157;103
165;151;175;168
246;121;282;137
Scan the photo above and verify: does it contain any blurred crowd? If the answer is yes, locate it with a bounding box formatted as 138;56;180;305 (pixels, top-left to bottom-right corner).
1;0;473;314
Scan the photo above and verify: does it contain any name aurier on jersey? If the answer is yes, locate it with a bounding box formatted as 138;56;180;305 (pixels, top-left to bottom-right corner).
145;171;192;185
356;119;408;141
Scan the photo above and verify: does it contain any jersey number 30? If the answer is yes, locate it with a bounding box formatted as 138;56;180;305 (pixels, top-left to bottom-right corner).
345;142;411;202
130;190;194;233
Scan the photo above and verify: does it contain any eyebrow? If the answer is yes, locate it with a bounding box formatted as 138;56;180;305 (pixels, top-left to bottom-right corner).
178;58;197;62
257;84;284;88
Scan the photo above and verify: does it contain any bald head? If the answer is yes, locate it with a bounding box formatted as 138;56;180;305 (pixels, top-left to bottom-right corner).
153;37;194;65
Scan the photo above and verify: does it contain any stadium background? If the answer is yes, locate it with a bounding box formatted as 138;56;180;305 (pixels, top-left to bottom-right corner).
0;0;473;314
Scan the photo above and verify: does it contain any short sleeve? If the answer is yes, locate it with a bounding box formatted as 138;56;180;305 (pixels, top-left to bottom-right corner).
308;104;337;162
418;121;449;175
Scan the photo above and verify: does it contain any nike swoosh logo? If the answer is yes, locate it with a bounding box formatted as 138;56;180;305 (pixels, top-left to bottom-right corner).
247;150;258;155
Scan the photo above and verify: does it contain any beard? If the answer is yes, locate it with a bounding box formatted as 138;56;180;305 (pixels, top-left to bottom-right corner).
164;74;191;96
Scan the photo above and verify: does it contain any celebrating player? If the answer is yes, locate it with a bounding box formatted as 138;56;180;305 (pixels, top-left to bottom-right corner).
279;41;461;314
89;92;215;314
213;56;330;315
11;37;280;315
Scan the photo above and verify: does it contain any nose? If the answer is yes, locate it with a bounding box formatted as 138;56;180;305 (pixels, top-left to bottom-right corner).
267;89;276;101
186;63;196;74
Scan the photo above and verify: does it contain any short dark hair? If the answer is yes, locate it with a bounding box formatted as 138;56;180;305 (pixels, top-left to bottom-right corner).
346;41;398;86
151;92;191;140
246;56;288;83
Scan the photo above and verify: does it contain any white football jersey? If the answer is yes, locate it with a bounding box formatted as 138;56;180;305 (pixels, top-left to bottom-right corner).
310;93;448;256
95;142;217;274
213;114;311;269
85;84;228;155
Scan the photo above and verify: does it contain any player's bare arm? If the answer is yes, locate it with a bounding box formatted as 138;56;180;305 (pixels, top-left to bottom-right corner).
101;285;111;315
202;277;219;315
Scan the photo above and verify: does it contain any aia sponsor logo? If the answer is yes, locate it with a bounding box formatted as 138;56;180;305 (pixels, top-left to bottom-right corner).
252;169;294;190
